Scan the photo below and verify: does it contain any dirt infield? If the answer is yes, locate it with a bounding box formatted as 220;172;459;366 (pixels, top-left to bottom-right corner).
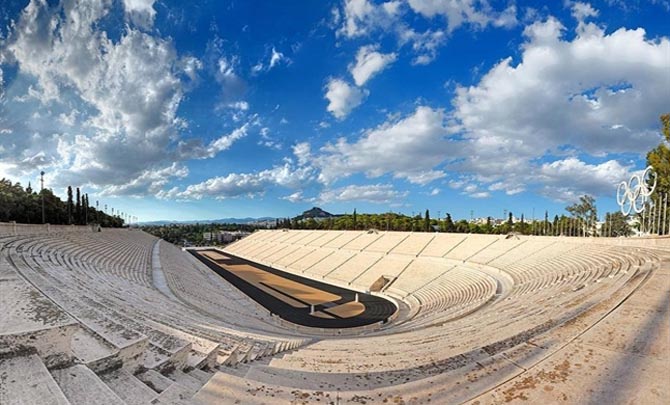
190;249;397;328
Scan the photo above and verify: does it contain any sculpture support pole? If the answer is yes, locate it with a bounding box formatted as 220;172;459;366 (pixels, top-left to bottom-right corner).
656;194;663;235
664;194;668;235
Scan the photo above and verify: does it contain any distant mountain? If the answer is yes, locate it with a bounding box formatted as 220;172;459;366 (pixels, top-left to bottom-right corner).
294;207;339;221
139;207;340;226
139;217;276;226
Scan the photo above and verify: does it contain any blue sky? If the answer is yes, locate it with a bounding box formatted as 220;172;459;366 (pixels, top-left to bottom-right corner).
0;0;668;222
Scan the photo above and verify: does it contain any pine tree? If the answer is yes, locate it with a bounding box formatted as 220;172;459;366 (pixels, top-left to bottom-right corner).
424;209;430;232
508;212;513;225
75;188;81;225
544;210;549;235
67;186;74;225
445;213;455;232
352;209;357;230
83;194;89;225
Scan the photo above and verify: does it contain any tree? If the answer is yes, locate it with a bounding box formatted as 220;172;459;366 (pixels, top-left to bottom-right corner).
544;210;549;236
0;178;122;227
604;212;632;237
646;114;670;235
424;209;431;232
508;212;513;225
553;215;559;236
566;195;597;237
75;187;82;225
352;209;357;230
67;186;74;225
445;213;455;232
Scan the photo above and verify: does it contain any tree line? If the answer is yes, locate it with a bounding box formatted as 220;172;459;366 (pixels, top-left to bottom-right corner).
275;204;633;237
0;179;124;227
141;223;256;245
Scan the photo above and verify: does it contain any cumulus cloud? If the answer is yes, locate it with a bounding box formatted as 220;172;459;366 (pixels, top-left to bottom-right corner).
407;0;517;32
569;1;599;22
0;0;239;197
160;160;315;200
324;78;368;119
308;106;450;185
338;0;401;38
335;0;516;66
537;157;631;201
122;0;157;29
397;28;446;65
349;45;397;86
317;183;407;204
449;16;670;195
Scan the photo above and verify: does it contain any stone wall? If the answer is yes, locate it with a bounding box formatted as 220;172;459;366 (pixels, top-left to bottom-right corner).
0;222;98;236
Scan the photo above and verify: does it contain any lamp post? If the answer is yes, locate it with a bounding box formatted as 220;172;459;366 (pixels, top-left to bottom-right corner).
40;171;45;224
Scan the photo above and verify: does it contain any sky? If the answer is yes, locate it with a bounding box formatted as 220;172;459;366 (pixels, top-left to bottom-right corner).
0;0;668;222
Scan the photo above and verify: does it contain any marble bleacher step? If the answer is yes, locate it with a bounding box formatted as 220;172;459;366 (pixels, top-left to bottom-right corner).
0;275;79;368
6;249;150;370
142;344;175;371
193;370;329;404
100;368;159;405
51;364;125;405
149;382;194;405
164;369;207;393
136;369;174;393
0;355;71;405
188;368;215;385
70;328;121;373
185;345;219;370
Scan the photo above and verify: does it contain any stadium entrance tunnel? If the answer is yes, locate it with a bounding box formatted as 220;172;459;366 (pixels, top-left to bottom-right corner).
189;249;398;329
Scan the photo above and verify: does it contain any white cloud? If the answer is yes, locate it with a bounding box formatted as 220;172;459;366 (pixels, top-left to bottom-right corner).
349;45;397;86
406;0;517;32
225;101;249;110
338;0;401;38
58;110;79;127
449;17;670;195
317;183;407;204
335;0;515;66
269;47;288;69
398;28;446;65
429;187;440;196
308;106;450;185
176;123;250;160
100;162;188;196
122;0;157;29
538;157;631;201
160;160;315;200
324;78;367;119
0;0;248;197
570;2;599;21
251;47;290;74
282;191;304;203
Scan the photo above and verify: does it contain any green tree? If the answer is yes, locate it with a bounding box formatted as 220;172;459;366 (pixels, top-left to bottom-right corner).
67;186;74;225
445;213;455;232
646;114;670;235
566;195;597;237
603;212;632;237
75;187;82;225
424;209;430;232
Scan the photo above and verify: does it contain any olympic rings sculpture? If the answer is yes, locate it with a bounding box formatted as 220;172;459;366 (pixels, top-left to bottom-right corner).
616;166;657;216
